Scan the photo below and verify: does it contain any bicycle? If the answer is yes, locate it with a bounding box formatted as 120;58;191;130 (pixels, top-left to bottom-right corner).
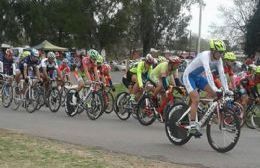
165;92;240;153
12;77;40;113
65;81;104;120
136;84;186;126
244;97;260;129
0;73;13;108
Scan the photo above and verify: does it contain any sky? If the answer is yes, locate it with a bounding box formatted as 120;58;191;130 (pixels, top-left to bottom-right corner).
188;0;234;38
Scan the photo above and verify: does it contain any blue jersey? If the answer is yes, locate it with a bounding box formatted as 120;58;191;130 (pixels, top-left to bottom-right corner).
19;56;40;70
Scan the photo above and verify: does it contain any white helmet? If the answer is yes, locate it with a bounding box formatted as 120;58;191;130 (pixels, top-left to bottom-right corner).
47;51;56;59
145;54;155;64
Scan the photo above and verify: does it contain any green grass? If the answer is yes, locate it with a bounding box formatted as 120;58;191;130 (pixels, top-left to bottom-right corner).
0;129;191;168
114;83;127;96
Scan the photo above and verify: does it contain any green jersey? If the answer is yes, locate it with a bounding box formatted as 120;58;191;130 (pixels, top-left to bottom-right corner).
149;62;177;84
130;61;152;88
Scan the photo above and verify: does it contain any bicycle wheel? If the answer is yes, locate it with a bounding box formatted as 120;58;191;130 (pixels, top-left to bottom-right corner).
114;92;131;120
60;87;68;107
136;95;156;126
104;91;115;114
11;87;22;110
247;104;260;129
85;92;104;120
25;86;39;113
233;102;245;128
2;83;13;108
65;89;79;117
207;108;240;153
165;102;192;145
35;86;45;110
48;88;61;112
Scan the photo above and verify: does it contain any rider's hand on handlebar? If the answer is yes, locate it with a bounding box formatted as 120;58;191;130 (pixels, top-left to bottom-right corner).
225;90;234;96
215;89;223;98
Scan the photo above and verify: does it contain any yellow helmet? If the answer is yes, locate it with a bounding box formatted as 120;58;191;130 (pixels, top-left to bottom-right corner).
224;52;236;61
209;39;226;52
255;66;260;74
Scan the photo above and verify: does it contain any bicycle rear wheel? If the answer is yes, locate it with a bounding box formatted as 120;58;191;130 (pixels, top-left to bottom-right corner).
206;108;240;153
104;91;114;114
165;102;191;145
65;89;79;117
114;92;131;120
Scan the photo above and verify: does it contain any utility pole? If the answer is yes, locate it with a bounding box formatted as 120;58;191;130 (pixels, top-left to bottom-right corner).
197;0;205;54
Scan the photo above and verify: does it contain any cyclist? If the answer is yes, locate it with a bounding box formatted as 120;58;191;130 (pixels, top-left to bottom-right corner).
58;58;71;81
82;49;100;82
96;55;115;90
124;54;155;102
41;51;61;81
3;49;14;76
183;39;232;137
149;56;183;119
15;48;41;90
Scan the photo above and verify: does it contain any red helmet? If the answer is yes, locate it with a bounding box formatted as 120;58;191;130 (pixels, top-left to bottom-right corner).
102;64;111;73
167;56;182;65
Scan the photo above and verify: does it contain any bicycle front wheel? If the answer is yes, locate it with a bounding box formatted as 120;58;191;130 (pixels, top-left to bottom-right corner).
25;87;39;113
136;95;156;126
247;104;260;129
48;88;61;112
85;92;104;120
2;83;13;108
206;108;240;153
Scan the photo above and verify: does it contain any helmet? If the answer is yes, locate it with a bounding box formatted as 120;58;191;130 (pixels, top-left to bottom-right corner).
167;56;182;65
22;51;31;58
145;54;155;64
255;66;260;74
96;55;104;65
157;56;167;62
224;52;236;61
102;64;111;73
87;49;99;61
47;51;56;59
62;58;69;64
31;48;39;57
5;49;13;55
209;39;226;52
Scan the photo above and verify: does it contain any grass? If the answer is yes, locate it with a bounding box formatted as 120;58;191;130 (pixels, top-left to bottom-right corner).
0;129;193;168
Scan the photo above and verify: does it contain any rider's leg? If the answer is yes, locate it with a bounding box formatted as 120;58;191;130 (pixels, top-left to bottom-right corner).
190;90;200;121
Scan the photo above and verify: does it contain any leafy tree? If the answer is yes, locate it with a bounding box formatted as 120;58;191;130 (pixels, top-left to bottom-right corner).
245;1;260;55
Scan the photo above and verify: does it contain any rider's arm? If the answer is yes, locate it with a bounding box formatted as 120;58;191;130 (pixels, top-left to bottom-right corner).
217;59;229;91
202;58;219;92
35;66;41;80
93;65;99;81
136;62;144;88
23;64;28;79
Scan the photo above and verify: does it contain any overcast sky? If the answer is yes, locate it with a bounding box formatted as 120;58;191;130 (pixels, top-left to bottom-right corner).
188;0;234;38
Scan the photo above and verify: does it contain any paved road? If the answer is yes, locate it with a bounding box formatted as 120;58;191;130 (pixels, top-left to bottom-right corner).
0;106;259;168
110;71;124;84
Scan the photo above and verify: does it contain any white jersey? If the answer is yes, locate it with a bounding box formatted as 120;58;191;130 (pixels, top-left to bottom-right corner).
183;51;228;92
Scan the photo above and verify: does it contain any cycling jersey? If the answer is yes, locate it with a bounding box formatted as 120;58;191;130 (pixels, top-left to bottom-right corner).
129;61;152;88
58;64;70;76
41;58;58;79
183;51;228;93
19;56;40;71
224;65;234;76
82;56;96;71
149;62;177;85
3;55;14;75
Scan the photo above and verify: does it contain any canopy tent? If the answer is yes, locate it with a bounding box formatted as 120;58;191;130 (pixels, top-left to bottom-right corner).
33;40;68;51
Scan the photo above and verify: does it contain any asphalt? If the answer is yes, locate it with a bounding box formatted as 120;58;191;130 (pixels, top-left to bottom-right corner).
0;106;259;168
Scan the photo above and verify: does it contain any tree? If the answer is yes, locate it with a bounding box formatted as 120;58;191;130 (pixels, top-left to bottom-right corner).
209;0;258;47
245;1;260;56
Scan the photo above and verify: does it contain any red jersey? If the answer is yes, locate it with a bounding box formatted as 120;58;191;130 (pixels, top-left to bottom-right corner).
224;65;234;76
